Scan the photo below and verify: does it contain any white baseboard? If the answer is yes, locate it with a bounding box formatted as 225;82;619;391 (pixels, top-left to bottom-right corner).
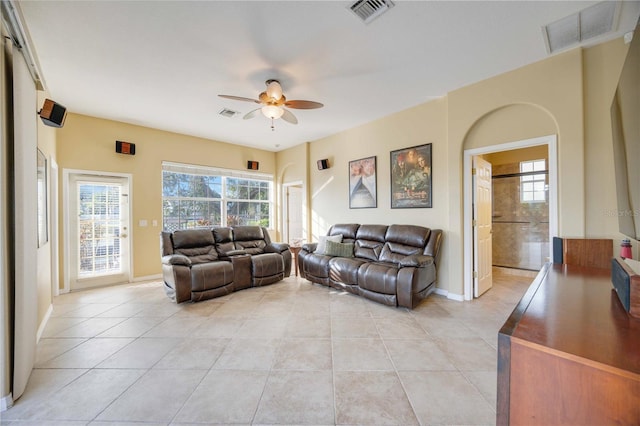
36;304;54;343
132;274;162;283
434;288;448;297
434;288;465;302
447;292;465;302
1;393;13;412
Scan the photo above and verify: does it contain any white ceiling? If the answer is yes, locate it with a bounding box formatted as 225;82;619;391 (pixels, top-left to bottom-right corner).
17;1;640;152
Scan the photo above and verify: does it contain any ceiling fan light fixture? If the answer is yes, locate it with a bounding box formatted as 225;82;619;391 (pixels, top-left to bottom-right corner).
266;80;283;101
261;105;284;120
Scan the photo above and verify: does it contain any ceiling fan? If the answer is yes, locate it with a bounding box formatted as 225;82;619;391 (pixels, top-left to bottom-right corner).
219;79;323;130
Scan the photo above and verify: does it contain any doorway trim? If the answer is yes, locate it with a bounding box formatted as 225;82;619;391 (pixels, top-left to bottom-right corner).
282;180;303;244
50;158;59;297
62;169;133;293
463;134;558;300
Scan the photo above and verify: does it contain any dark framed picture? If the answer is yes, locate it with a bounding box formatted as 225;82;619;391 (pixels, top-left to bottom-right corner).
349;156;377;208
390;143;432;208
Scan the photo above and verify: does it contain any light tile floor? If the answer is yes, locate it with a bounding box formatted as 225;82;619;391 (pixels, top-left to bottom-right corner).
2;268;534;426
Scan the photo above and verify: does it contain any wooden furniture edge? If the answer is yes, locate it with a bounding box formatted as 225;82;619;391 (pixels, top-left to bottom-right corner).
510;335;640;381
496;262;551;425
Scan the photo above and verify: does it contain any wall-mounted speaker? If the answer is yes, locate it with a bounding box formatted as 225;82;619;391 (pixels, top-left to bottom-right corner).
115;140;136;155
39;98;67;128
247;160;259;170
317;159;330;170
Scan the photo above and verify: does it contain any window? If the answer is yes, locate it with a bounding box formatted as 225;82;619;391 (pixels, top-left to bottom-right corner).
520;159;547;203
162;162;273;231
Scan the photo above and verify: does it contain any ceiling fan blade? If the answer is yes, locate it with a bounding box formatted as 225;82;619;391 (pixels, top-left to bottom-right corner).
281;108;298;125
219;95;260;104
243;108;261;120
284;100;324;109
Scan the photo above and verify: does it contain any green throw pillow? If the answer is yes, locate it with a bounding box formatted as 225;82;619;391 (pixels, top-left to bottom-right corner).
324;240;354;258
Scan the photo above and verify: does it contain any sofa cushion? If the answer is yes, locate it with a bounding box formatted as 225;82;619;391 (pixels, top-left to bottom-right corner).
356;224;388;242
324;241;354;257
316;234;343;255
190;261;233;292
328;223;359;242
212;227;235;256
385;224;431;248
172;229;218;263
329;257;367;285
233;226;265;241
251;252;284;278
354;239;384;261
357;262;399;295
173;229;215;248
233;226;267;254
235;239;266;255
213;227;233;243
303;252;332;278
352;224;387;261
379;242;422;264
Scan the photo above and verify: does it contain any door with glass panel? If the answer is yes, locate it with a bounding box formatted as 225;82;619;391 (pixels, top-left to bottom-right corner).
68;173;131;290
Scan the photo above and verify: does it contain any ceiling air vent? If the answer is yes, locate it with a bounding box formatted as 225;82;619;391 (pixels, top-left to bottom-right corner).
349;0;394;25
543;1;620;54
218;108;239;118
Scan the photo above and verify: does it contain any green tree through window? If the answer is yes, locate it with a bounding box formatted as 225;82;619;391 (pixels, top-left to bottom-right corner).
162;164;272;231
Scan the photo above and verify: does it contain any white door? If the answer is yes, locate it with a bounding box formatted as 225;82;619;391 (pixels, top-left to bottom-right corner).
68;173;131;290
473;156;493;297
284;184;303;245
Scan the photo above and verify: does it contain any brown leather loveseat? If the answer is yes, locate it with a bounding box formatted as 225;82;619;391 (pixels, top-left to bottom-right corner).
298;223;442;308
160;226;291;303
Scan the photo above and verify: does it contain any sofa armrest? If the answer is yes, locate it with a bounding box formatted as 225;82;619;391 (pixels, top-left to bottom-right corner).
399;254;434;268
265;242;290;254
302;242;317;253
162;254;192;266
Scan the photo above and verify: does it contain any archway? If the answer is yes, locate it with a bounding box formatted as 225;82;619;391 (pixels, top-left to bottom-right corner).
461;103;559;300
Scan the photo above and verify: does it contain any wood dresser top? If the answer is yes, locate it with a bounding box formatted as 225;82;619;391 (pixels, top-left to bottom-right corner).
505;263;640;375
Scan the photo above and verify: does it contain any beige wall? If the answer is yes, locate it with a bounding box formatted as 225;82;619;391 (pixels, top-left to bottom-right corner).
300;97;451;289
53;37;634;298
297;38;631;298
36;91;57;326
56;114;277;283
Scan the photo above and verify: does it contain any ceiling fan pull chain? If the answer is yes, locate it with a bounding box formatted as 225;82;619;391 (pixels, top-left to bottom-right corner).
271;117;275;131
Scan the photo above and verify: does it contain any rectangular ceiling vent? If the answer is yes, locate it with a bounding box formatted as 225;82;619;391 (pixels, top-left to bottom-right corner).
543;1;620;54
218;108;239;118
349;0;394;25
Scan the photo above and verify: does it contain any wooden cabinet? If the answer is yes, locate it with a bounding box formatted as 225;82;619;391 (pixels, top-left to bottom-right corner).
497;263;640;425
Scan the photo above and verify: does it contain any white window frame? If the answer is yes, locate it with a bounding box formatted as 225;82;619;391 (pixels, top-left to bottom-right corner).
161;161;273;230
520;159;547;203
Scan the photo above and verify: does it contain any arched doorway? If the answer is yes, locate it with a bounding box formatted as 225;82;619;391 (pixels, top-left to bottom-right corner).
461;104;559;300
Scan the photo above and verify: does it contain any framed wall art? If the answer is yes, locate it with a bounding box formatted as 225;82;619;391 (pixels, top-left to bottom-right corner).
390;143;432;208
349;156;377;208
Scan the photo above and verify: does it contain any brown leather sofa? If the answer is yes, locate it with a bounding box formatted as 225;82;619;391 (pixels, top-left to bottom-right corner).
298;223;443;308
160;226;291;303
